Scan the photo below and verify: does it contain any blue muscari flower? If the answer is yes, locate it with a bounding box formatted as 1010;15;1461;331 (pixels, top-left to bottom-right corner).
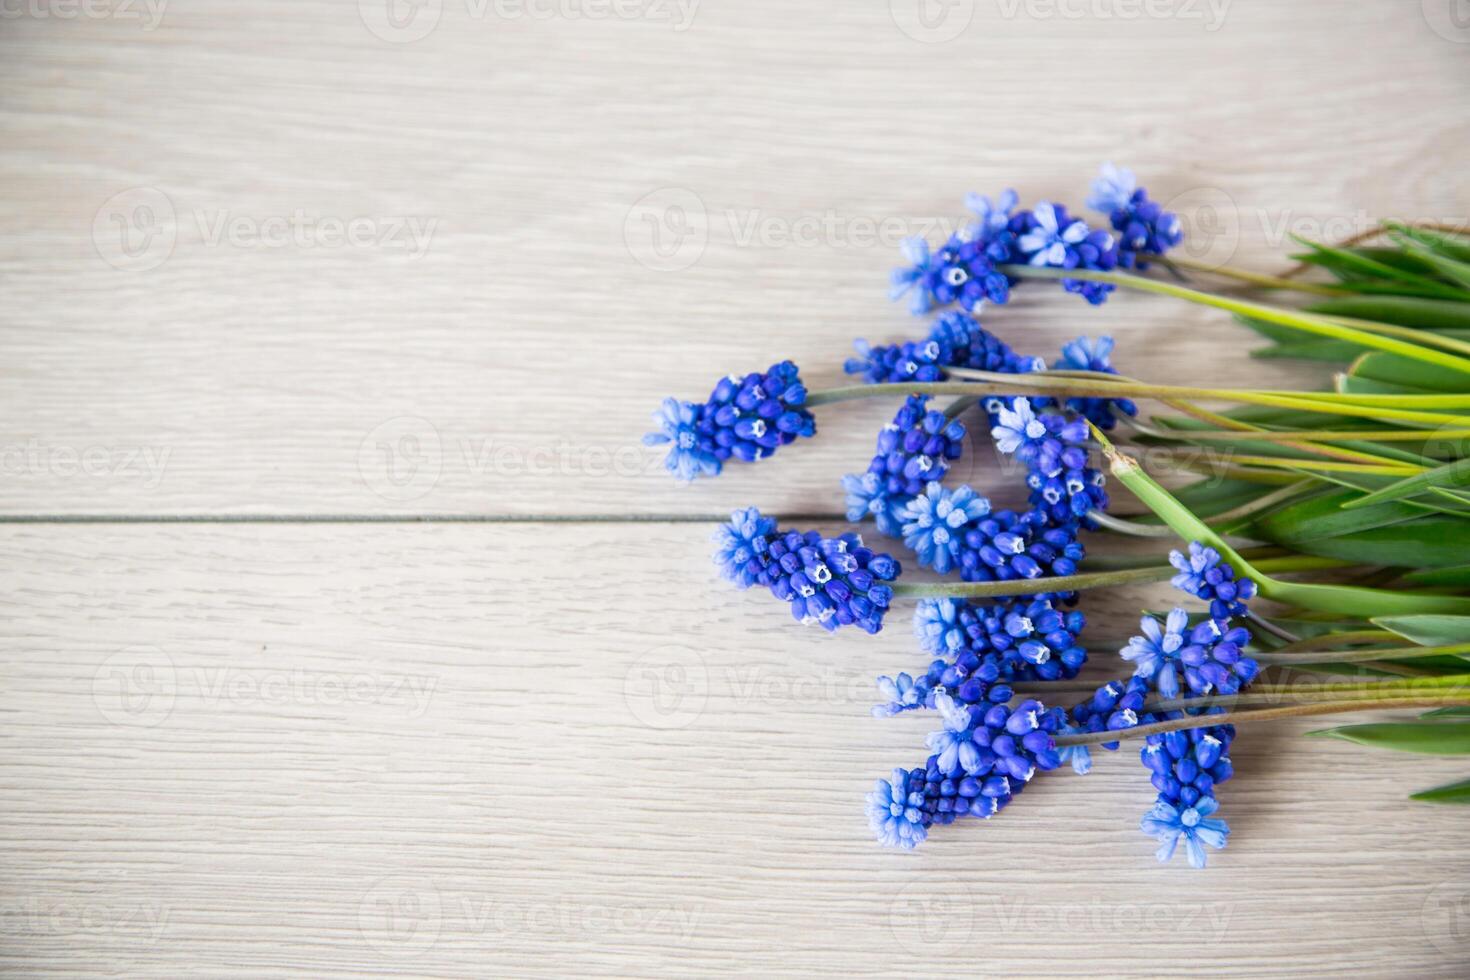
991;398;1052;463
954;507;1086;585
992;397;1107;527
647;362;816;481
913;598;966;657
898;482;991;574
889;234;1012;315
711;507;777;590
925;692;1062;782
872;671;934;718
1039;336;1138;432
1089;165;1183;271
1086;162;1138;215
844;395;967;538
1056;725;1094;775
1069;676;1153;752
1179;618;1259;696
866;767;931;849
964;189;1020;240
761;526;901;634
1142;796;1229;869
846;312;1041;385
1170;541;1258;620
1015;202;1118;305
1121;608;1192;700
1142;722;1236;815
643;398;721;482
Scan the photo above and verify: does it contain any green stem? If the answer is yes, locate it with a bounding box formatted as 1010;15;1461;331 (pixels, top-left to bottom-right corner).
1053;696;1470;747
1148;253;1349;297
888;555;1348;601
999;264;1470;377
1253;643;1470;666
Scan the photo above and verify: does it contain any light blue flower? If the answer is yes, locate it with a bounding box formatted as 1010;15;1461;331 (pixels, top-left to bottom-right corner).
913;598;965;656
990;397;1048;460
872;672;930;718
842;471;907;538
1055;725;1093;775
1121;608;1191;699
643;397;720;482
898;482;991;574
1141;795;1229;869
711;507;775;589
925;693;987;777
964;188;1019;239
865;768;929;849
1087;162;1138;215
1018;202;1090;266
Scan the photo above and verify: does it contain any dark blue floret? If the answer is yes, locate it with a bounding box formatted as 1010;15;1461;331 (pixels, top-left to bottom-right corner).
845;312;1041;385
843;395;967;538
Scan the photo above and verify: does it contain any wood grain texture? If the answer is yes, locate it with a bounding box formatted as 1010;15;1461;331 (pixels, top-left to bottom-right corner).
1;524;1468;977
0;0;1466;515
2;2;1469;977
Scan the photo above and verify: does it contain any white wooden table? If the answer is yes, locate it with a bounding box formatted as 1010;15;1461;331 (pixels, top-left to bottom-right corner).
2;1;1468;975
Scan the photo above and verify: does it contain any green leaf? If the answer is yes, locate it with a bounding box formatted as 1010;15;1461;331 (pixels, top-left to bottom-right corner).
1250;487;1424;539
1341;458;1470;510
1388;229;1470;291
1422;707;1470;718
1349;351;1470;393
1373;615;1470;646
1305;722;1470;754
1306;296;1470;332
1257;514;1470;568
1293;237;1470;300
1410;776;1470;804
1387;224;1470;265
1405;564;1470;588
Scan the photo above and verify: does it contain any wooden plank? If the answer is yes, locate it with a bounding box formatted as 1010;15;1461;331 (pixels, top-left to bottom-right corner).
0;2;1466;514
1;524;1467;975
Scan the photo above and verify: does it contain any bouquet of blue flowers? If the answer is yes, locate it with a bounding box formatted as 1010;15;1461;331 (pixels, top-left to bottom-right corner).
647;165;1470;868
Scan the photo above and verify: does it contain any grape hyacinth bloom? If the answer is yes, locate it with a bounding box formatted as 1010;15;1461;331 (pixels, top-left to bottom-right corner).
889;234;1012;315
1120;609;1192;700
1170;542;1258;620
866;767;931;849
964;189;1020;241
1015;202;1119;305
913;597;966;657
925;693;1062;782
992;398;1108;526
846;312;1041;385
763;527;901;635
917;596;1088;683
843;395;967;538
898;482;991;574
1088;164;1183;270
644;398;721;482
872;672;935;719
711;507;777;590
646;361;816;482
1042;335;1138;432
1142;796;1230;869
